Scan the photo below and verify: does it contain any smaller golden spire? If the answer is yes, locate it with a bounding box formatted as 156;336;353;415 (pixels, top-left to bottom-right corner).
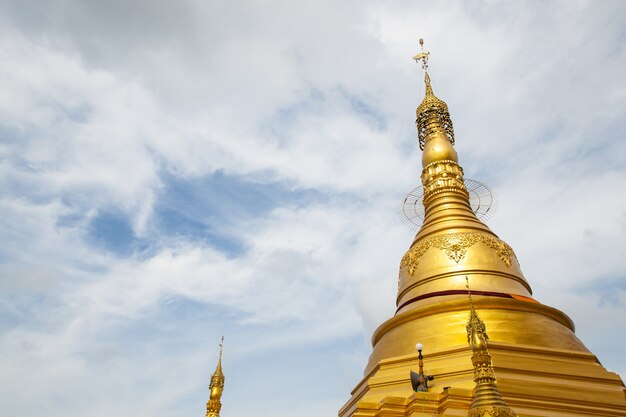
206;337;225;417
465;278;517;417
413;39;457;166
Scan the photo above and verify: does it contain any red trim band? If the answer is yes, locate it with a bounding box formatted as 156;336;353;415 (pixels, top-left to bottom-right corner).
395;289;536;314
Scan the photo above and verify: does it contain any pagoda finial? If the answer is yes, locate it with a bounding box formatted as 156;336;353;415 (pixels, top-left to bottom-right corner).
465;278;517;417
413;38;429;68
412;38;433;96
205;337;225;417
412;39;456;162
218;336;224;365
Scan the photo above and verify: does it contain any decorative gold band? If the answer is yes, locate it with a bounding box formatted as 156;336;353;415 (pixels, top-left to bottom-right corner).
401;231;518;275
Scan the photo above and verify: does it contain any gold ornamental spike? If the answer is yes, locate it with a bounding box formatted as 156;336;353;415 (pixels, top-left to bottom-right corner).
466;278;489;351
465;278;517;417
412;39;456;162
206;337;225;417
218;336;224;366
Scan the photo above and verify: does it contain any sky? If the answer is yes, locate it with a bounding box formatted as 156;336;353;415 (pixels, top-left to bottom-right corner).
0;1;625;416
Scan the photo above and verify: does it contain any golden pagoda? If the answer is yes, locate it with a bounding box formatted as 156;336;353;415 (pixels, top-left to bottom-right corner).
339;40;626;417
205;337;225;417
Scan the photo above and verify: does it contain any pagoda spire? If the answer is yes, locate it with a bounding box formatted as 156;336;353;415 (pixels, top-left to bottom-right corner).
340;41;626;417
396;40;531;317
412;38;467;212
205;337;225;417
466;278;517;417
413;38;457;166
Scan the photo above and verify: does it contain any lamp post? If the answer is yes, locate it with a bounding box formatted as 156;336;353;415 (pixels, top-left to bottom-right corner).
410;342;434;392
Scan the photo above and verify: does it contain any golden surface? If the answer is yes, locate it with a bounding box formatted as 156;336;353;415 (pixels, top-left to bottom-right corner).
339;42;626;417
206;338;225;417
422;131;458;166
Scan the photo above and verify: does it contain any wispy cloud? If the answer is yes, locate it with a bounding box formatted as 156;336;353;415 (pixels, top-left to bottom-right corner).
0;1;625;416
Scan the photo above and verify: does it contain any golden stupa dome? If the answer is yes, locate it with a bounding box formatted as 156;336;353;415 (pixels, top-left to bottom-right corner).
358;44;584;377
396;64;533;332
341;40;626;417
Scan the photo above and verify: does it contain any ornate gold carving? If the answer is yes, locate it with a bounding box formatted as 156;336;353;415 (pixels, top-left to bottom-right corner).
206;399;222;417
401;232;517;275
471;351;496;380
480;238;515;268
469;406;518;417
415;72;455;150
421;160;464;182
467;315;489;352
420;160;468;202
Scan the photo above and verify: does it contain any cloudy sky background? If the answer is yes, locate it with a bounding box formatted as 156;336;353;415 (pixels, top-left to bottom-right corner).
0;1;625;416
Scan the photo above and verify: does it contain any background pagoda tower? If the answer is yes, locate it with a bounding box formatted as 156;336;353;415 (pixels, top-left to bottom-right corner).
205;337;225;417
339;41;626;417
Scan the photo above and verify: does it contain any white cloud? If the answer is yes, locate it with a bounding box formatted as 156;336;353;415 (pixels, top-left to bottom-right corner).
0;1;625;416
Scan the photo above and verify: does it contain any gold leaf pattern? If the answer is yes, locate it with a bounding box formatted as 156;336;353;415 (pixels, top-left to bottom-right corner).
401;232;517;275
469;406;517;417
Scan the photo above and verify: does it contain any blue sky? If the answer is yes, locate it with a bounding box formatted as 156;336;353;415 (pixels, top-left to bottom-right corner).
0;1;625;416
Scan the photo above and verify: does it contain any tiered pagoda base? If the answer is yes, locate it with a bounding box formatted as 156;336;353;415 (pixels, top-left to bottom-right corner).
340;300;626;417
